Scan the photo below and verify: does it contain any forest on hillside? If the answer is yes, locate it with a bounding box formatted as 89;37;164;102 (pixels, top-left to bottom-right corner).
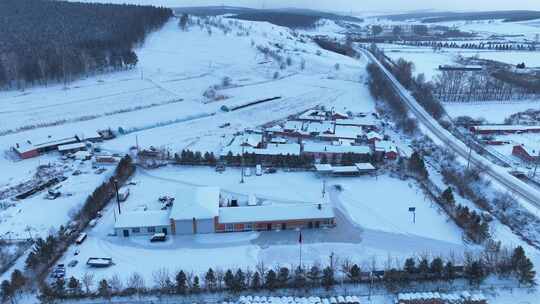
0;0;172;90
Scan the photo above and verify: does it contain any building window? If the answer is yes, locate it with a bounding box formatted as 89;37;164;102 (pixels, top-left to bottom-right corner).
132;228;140;233
147;227;156;233
225;224;234;232
245;223;253;231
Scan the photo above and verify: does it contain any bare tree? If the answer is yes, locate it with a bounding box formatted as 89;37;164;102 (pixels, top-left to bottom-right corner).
81;272;94;294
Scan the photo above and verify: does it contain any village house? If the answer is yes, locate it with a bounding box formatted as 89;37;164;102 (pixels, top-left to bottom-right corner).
13;135;81;159
303;142;371;163
374;141;399;160
512;144;539;163
470;125;540;135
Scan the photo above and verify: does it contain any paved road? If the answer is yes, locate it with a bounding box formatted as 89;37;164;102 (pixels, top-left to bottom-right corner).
359;48;540;209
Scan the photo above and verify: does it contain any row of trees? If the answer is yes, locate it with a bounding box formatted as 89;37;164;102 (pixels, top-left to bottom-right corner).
174;150;218;165
400;40;537;51
34;246;535;302
366;59;418;134
440;187;490;243
434;70;540;102
222;152;315;168
0;0;172;90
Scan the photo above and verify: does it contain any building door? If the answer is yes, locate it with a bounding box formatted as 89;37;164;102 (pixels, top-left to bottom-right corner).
267;223;272;231
315;221;320;229
281;223;286;230
308;222;313;229
123;230;129;237
162;228;168;235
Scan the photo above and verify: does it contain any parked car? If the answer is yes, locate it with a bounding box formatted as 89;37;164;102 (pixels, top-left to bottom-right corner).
68;260;78;267
265;167;277;174
72;170;82;176
244;167;252;177
215;164;226;173
150;233;167;243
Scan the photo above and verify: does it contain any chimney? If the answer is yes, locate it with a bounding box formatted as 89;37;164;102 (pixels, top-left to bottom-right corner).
318;203;322;210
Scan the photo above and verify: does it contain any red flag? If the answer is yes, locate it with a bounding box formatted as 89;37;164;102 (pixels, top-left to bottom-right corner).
298;231;302;244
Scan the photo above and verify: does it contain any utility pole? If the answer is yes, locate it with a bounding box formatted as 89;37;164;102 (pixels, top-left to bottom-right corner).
240;144;245;184
533;150;540;178
113;178;121;215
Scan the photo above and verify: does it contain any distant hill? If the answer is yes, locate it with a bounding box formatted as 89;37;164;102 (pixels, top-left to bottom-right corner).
174;6;363;28
377;10;540;23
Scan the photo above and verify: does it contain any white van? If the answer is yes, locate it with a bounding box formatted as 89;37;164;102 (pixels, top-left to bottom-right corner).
255;164;262;176
244;167;252;177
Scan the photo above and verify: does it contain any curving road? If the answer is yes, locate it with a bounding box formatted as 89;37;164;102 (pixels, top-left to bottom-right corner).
359;48;540;209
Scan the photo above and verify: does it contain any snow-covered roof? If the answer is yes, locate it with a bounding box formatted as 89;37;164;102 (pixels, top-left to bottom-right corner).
14;135;79;153
355;163;376;171
314;164;333;172
472;124;540;132
222;143;301;157
283;120;303;131
303;143;371;154
58;142;86;152
237;133;263;147
333;125;364;139
218;203;334;224
374;141;398;153
269;136;288;144
170;187;220;221
335;116;377;127
366;131;383;140
114;210;170;229
331;166;359;173
305;121;334;134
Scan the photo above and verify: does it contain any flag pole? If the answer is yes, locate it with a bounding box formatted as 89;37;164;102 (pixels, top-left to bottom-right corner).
299;230;303;268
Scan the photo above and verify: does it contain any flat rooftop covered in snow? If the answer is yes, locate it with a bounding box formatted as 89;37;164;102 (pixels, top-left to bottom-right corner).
114;210;170;229
170;186;220;220
218;203;335;224
303;143;371;154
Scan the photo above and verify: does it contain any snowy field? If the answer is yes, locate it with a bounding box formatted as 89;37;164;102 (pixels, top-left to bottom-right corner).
380;44;540;82
55;166;470;283
443;100;540;124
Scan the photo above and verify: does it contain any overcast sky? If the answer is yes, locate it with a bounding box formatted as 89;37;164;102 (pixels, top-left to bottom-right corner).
135;0;540;13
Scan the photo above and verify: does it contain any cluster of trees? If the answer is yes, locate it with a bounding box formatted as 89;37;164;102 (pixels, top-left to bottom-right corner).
434;70;540;102
222;152;315;168
231;12;320;29
313;37;357;57
0;0;172;90
25;156;135;278
407;152;429;179
439;188;490;243
366;59;418;134
0;270;26;304
388;57;445;120
437;150;540;249
174;150;218;165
